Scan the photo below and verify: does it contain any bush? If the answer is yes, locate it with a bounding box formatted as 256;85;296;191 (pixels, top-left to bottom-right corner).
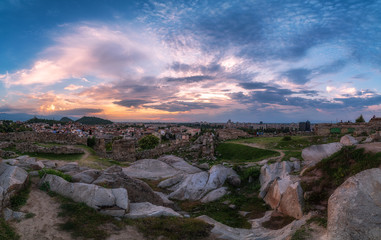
138;135;160;150
87;137;96;148
282;136;292;141
355;114;365;123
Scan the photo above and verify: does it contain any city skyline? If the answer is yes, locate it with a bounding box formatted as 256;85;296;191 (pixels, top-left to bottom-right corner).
1;0;381;123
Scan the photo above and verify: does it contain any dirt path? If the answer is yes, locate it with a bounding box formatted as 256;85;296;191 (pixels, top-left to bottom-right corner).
11;179;145;240
237;143;285;166
80;147;90;161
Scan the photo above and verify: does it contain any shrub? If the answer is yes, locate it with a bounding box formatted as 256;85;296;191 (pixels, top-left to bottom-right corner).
0;218;20;240
355;114;365;123
282;136;292;141
87;137;96;148
138;135;160;150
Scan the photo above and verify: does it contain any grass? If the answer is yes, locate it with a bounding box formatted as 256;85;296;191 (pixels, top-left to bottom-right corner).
10;180;31;211
216;143;279;163
0;217;20;240
25;152;84;161
40;185;212;240
75;145;129;169
282;150;302;161
38;169;72;182
125;217;212;240
230;135;340;151
302;146;381;208
290;226;310;240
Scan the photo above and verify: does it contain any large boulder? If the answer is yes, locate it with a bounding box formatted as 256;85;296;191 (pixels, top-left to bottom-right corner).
125;202;181;219
327;168;381;240
123;159;179;180
0;163;28;209
40;174;129;214
259;161;300;198
201;187;229;203
340;135;358;146
263;175;304;219
16;156;44;170
166;165;239;201
72;169;101;184
157;155;202;174
301;142;342;168
93;167;164;206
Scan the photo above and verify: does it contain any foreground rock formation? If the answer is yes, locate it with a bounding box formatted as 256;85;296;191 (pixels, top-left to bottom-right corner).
327;168;381;240
301;142;343;168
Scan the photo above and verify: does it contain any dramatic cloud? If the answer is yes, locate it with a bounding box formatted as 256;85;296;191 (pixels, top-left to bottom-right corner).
113;99;153;108
53;108;103;116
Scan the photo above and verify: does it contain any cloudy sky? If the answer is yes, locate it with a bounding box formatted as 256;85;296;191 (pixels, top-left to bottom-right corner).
1;0;380;123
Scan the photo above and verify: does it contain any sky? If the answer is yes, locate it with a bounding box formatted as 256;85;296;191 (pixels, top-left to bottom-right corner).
0;0;381;123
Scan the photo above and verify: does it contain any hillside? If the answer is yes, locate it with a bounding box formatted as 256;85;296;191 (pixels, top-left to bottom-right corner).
60;117;73;123
25;117;62;126
75;116;113;125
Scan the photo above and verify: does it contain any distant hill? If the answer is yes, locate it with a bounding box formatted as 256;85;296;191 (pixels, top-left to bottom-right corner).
60;117;73;122
75;116;113;125
25;117;63;125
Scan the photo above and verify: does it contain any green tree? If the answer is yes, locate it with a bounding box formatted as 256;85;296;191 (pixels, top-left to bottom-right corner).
87;137;96;148
138;135;160;150
355;115;365;123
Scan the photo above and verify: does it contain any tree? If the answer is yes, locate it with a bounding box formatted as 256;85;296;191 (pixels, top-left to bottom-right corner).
355;115;365;123
87;137;96;148
138;135;160;150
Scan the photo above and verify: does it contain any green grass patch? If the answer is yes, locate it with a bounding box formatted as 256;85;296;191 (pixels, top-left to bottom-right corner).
216;143;279;163
307;216;327;228
124;216;212;240
25;152;83;161
10;180;31;211
290;226;310;240
230;135;340;151
0;217;20;240
25;212;36;219
38;169;72;182
282;150;302;161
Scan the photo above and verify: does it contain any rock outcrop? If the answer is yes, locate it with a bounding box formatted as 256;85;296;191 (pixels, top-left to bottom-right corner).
339;135;358;146
40;174;129;216
301;142;342;168
327;168;381;240
0;162;28;210
164;165;240;201
125;202;181;219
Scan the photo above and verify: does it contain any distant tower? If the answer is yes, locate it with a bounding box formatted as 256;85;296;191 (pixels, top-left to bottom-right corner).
306;120;311;131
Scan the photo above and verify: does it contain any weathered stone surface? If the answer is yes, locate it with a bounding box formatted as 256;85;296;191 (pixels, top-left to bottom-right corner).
154;191;174;206
41;160;56;169
259;161;300;198
93;170;164;206
201;187;229;203
17;157;45;170
125;202;181;219
167;165;239;201
157;155;202;174
301;142;342;168
2;159;19;166
123;159;179;180
263;175;304;219
327;168;381;240
40;174;129;213
3;208;26;221
340;134;358;146
168;171;209;200
57;162;79;173
72;169;101;184
157;174;185;188
0;163;28;209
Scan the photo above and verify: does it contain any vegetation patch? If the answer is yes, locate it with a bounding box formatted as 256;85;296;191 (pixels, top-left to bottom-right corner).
282;150;302;162
23;152;83;161
124;216;212;240
290;225;310;240
303;146;381;207
216;143;279;163
0;217;20;240
38;169;72;182
10;180;31;211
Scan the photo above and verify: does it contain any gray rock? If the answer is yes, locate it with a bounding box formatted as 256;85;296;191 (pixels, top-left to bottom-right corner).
93;171;164;206
123;159;179;180
301;142;342;168
29;171;39;177
198;163;210;170
259;161;300;198
41;160;56;169
340;135;358;146
157;155;202;174
57;162;79;173
0;163;28;209
125;202;181;218
154;191;174;206
72;169;101;184
2;159;19;166
40;174;129;214
327;168;381;240
201;187;228;203
157;174;185;188
3;208;26;221
17;157;44;170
